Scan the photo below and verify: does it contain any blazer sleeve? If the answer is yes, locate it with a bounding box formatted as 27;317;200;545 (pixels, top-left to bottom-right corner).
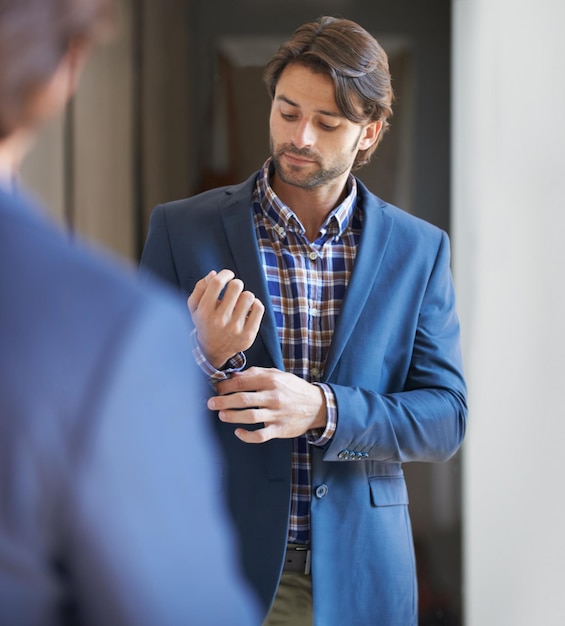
64;296;261;625
0;291;260;626
325;230;467;464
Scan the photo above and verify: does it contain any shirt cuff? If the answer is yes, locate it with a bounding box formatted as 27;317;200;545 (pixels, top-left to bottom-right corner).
307;383;337;446
190;328;246;382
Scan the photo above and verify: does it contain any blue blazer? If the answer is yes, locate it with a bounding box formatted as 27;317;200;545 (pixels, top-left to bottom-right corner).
141;173;468;625
0;188;260;625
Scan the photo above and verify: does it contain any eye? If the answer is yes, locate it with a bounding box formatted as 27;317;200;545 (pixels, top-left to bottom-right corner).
319;122;338;131
281;111;298;121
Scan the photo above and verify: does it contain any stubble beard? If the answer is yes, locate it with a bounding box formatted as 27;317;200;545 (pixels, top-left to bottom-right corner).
270;138;354;191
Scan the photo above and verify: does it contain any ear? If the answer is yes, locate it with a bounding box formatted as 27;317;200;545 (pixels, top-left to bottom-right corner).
26;41;91;130
63;40;91;97
357;120;383;151
46;39;91;110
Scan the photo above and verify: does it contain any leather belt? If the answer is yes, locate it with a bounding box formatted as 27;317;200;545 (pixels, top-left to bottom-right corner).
283;545;311;575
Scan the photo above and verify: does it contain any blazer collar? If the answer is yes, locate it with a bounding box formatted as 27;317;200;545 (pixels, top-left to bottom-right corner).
323;182;394;380
219;173;285;369
216;174;394;377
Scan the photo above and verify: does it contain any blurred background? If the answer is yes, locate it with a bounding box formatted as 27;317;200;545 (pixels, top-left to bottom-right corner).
21;1;565;624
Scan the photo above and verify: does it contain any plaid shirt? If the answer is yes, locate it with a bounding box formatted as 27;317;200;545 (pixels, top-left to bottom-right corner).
254;159;361;544
194;159;362;545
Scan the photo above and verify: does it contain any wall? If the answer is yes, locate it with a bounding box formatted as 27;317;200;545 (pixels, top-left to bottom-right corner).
453;0;565;623
190;0;452;229
21;0;192;261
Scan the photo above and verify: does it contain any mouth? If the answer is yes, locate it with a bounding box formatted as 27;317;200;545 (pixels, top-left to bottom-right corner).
282;151;316;166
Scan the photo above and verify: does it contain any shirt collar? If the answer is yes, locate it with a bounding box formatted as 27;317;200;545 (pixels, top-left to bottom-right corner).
255;158;357;241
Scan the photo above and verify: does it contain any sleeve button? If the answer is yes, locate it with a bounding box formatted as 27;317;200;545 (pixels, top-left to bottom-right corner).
314;484;329;498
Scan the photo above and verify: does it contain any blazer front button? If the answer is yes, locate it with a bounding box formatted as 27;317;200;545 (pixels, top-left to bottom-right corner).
314;484;328;499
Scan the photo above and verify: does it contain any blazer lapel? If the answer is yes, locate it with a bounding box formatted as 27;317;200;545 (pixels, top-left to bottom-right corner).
215;177;394;377
323;192;394;381
219;182;285;370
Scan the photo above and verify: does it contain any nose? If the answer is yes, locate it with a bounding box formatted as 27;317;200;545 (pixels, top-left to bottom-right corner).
291;119;315;149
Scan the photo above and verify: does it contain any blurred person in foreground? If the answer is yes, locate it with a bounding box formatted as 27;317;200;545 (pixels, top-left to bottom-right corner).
141;16;467;626
0;0;260;624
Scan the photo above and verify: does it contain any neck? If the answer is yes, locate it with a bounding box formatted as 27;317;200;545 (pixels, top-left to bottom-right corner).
271;172;349;242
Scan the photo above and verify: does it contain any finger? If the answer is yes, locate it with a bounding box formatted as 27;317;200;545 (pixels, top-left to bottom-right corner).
187;270;216;314
218;367;278;396
231;290;256;322
234;424;277;444
196;269;236;313
244;298;265;333
217;408;262;425
216;278;245;316
214;370;264;396
208;390;264;412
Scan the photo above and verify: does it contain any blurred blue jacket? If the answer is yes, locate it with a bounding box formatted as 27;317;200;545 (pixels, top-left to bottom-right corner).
0;186;260;626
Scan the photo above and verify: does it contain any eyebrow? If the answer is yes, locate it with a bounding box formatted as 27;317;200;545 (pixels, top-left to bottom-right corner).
275;94;342;118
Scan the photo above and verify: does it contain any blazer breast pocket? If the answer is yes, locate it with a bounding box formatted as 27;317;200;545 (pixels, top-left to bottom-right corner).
369;476;409;507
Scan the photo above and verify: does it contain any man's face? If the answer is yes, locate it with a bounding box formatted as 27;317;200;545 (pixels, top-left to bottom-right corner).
269;63;378;191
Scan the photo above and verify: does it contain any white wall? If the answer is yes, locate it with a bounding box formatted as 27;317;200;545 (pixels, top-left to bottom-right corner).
453;1;565;624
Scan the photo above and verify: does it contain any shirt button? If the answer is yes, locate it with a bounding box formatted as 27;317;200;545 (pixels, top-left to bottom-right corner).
314;484;328;498
310;367;320;379
308;251;318;261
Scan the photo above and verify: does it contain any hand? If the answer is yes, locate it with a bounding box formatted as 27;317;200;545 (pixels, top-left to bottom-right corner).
207;367;327;444
187;269;264;369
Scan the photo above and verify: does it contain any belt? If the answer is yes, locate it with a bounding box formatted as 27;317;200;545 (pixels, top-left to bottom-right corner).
283;545;311;575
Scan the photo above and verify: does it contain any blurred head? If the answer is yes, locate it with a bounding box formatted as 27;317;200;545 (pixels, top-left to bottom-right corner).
264;16;394;170
0;0;114;140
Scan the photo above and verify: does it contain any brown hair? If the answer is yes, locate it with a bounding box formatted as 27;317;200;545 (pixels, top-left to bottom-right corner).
0;0;115;139
264;16;394;169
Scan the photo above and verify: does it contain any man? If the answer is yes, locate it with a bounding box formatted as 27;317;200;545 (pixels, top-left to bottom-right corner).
0;1;260;624
141;16;467;626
